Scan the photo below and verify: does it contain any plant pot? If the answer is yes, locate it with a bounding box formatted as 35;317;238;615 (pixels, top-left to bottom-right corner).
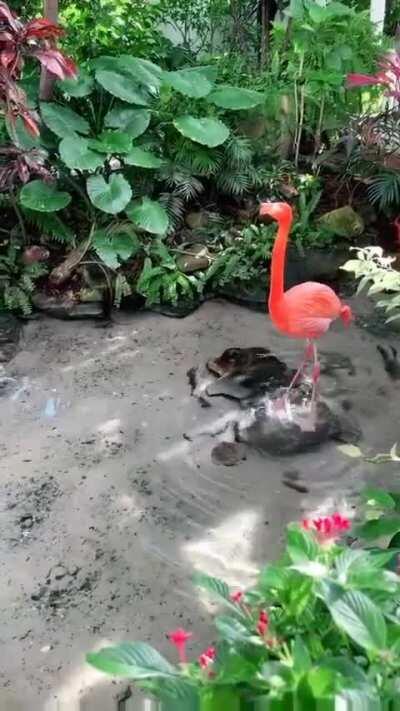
200;686;241;711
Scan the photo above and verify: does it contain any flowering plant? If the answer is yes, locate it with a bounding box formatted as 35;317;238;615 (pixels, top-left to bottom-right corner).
87;489;400;709
346;43;400;102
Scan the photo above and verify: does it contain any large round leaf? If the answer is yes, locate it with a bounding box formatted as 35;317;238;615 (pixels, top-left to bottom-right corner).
125;147;163;169
40;102;90;137
162;69;213;98
93;229;139;269
59;136;104;171
87;174;132;215
104;106;151;138
126;197;169;235
208;86;264;110
173;115;229;147
93;55;161;90
20;180;71;212
117;56;162;89
88;131;132;154
58;71;94;97
95;70;150;106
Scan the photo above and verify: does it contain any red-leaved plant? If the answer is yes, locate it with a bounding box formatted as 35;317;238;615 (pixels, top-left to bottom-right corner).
0;1;76;137
346;37;400;102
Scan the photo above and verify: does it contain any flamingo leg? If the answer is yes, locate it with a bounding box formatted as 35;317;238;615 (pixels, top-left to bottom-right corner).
286;339;313;394
310;341;321;413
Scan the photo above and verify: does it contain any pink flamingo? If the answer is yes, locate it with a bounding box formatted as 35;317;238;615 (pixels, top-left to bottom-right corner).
259;202;353;412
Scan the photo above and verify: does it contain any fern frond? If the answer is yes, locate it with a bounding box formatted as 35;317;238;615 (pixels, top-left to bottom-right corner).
158;192;185;231
21;208;75;244
159;163;204;201
216;170;251;196
223;136;253;166
367;172;400;209
173;139;221;176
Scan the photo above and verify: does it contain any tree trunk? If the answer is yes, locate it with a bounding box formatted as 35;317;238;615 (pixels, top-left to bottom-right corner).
370;0;386;33
39;0;58;101
260;0;269;69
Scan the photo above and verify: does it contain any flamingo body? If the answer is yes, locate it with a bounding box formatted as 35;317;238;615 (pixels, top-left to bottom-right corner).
270;281;343;339
260;201;352;415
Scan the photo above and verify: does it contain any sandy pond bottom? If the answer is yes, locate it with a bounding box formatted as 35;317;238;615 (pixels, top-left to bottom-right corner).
0;297;399;710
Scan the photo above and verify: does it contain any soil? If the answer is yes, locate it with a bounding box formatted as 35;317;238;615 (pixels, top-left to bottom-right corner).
1;295;400;709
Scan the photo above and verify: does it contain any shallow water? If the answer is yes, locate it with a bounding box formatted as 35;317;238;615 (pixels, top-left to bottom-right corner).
0;297;399;709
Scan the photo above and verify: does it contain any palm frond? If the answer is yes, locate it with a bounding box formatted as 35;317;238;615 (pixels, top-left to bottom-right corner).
21;208;75;244
367;172;400;209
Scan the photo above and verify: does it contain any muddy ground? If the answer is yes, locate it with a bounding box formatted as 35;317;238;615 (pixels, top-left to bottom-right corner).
0;297;400;710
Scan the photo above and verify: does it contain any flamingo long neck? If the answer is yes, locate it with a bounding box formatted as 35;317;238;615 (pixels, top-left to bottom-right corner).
268;214;292;310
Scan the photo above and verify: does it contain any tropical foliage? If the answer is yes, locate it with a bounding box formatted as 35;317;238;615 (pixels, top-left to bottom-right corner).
87;488;400;708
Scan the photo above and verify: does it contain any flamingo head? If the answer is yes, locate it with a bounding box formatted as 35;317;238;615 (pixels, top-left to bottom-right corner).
259;202;293;223
340;304;353;327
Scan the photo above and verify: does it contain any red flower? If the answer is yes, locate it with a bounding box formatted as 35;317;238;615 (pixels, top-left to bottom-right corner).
257;610;269;637
168;628;192;664
302;513;350;543
230;590;244;604
198;646;216;669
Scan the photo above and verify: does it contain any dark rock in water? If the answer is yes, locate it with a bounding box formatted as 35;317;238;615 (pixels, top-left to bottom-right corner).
320;351;356;377
33;293;103;320
285;245;349;289
211;441;245;466
331;414;362;445
207;347;295;398
150;299;201;318
377;344;400;380
236;401;342;456
0;313;21;363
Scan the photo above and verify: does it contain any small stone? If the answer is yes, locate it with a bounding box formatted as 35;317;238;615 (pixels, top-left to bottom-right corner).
20;514;33;530
40;645;52;653
53;565;67;581
211;441;245;466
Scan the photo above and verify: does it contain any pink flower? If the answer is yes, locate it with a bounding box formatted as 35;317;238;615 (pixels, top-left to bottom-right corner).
230;590;244;604
257;610;269;637
302;513;350;543
167;628;192;663
198;646;216;669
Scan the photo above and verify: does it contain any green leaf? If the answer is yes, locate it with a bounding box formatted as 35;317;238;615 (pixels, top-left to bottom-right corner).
87;641;176;678
87;174;132;215
19;180;71;212
215;616;261;647
95;70;150;105
214;649;259;684
361;488;396;510
117;55;162;89
354;515;400;541
162;69;213;98
40;102;90;138
58;70;94;97
59;136;104;171
291;561;328;578
193;571;230;602
6;116;41;150
306;666;336;697
125;147;163;168
259;564;291;592
93;229;139;269
208;86;264;110
174;116;229;147
126;197;169;235
104;106;151;138
88;131;132;154
327;590;387;652
292;637;312;676
286;525;319;563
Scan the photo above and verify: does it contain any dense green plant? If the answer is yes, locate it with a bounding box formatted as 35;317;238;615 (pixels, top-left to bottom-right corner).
258;0;384;163
0;238;47;315
9;53;265;306
87;490;400;708
342;246;400;324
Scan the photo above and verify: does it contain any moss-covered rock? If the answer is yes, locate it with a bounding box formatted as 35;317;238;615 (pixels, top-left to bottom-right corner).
319;206;364;238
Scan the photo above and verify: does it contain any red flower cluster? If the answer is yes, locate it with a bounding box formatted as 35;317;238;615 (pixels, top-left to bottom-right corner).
257;610;269;637
198;646;216;670
167;628;192;664
0;2;77;136
230;590;244;604
302;513;351;543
